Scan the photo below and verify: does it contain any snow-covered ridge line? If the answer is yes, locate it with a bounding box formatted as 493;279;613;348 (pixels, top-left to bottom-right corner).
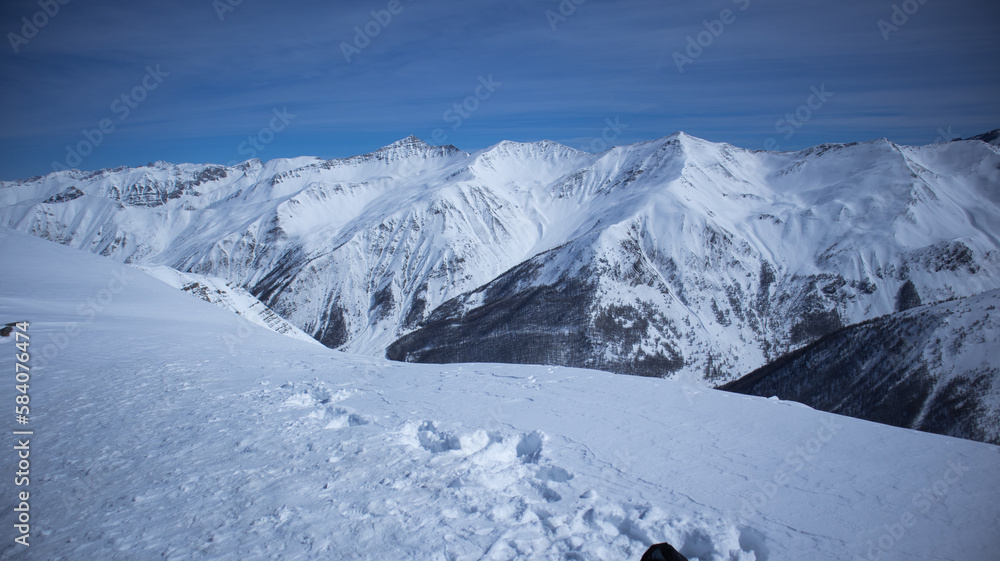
4;129;993;187
134;264;321;347
722;288;1000;444
1;131;999;384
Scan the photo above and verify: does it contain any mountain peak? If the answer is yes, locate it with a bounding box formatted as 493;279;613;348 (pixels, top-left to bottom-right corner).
3;130;999;391
965;129;1000;145
480;138;582;157
353;135;466;163
382;135;429;150
665;131;700;142
653;131;707;149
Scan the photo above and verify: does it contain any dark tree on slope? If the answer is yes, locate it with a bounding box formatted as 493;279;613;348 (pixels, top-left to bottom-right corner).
896;279;922;312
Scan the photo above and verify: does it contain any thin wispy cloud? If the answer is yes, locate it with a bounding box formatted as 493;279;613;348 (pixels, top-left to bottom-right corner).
1;0;997;178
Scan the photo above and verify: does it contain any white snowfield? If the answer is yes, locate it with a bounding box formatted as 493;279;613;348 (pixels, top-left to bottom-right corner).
1;229;998;561
133;264;321;347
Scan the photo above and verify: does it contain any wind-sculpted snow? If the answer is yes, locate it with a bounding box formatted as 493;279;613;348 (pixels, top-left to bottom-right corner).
3;229;1000;560
2;133;999;382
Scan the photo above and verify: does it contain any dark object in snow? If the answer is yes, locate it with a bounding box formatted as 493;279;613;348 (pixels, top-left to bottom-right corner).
43;186;85;204
0;326;10;337
896;279;922;312
640;542;688;561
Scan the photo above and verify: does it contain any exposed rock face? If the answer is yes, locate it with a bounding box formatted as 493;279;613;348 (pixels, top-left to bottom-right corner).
43;186;84;204
2;133;1000;383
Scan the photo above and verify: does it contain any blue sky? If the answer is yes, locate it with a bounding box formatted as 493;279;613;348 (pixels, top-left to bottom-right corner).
1;0;997;179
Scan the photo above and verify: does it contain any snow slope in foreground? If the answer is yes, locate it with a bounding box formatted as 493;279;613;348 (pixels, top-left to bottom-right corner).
1;228;998;561
133;264;321;347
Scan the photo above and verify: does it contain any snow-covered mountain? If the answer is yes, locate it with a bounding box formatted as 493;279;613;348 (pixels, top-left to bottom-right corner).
722;289;1000;444
3;228;999;560
2;132;999;383
134;264;322;347
965;128;1000;145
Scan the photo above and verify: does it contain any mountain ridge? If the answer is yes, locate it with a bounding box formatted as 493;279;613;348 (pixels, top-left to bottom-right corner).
2;130;999;383
720;289;1000;444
